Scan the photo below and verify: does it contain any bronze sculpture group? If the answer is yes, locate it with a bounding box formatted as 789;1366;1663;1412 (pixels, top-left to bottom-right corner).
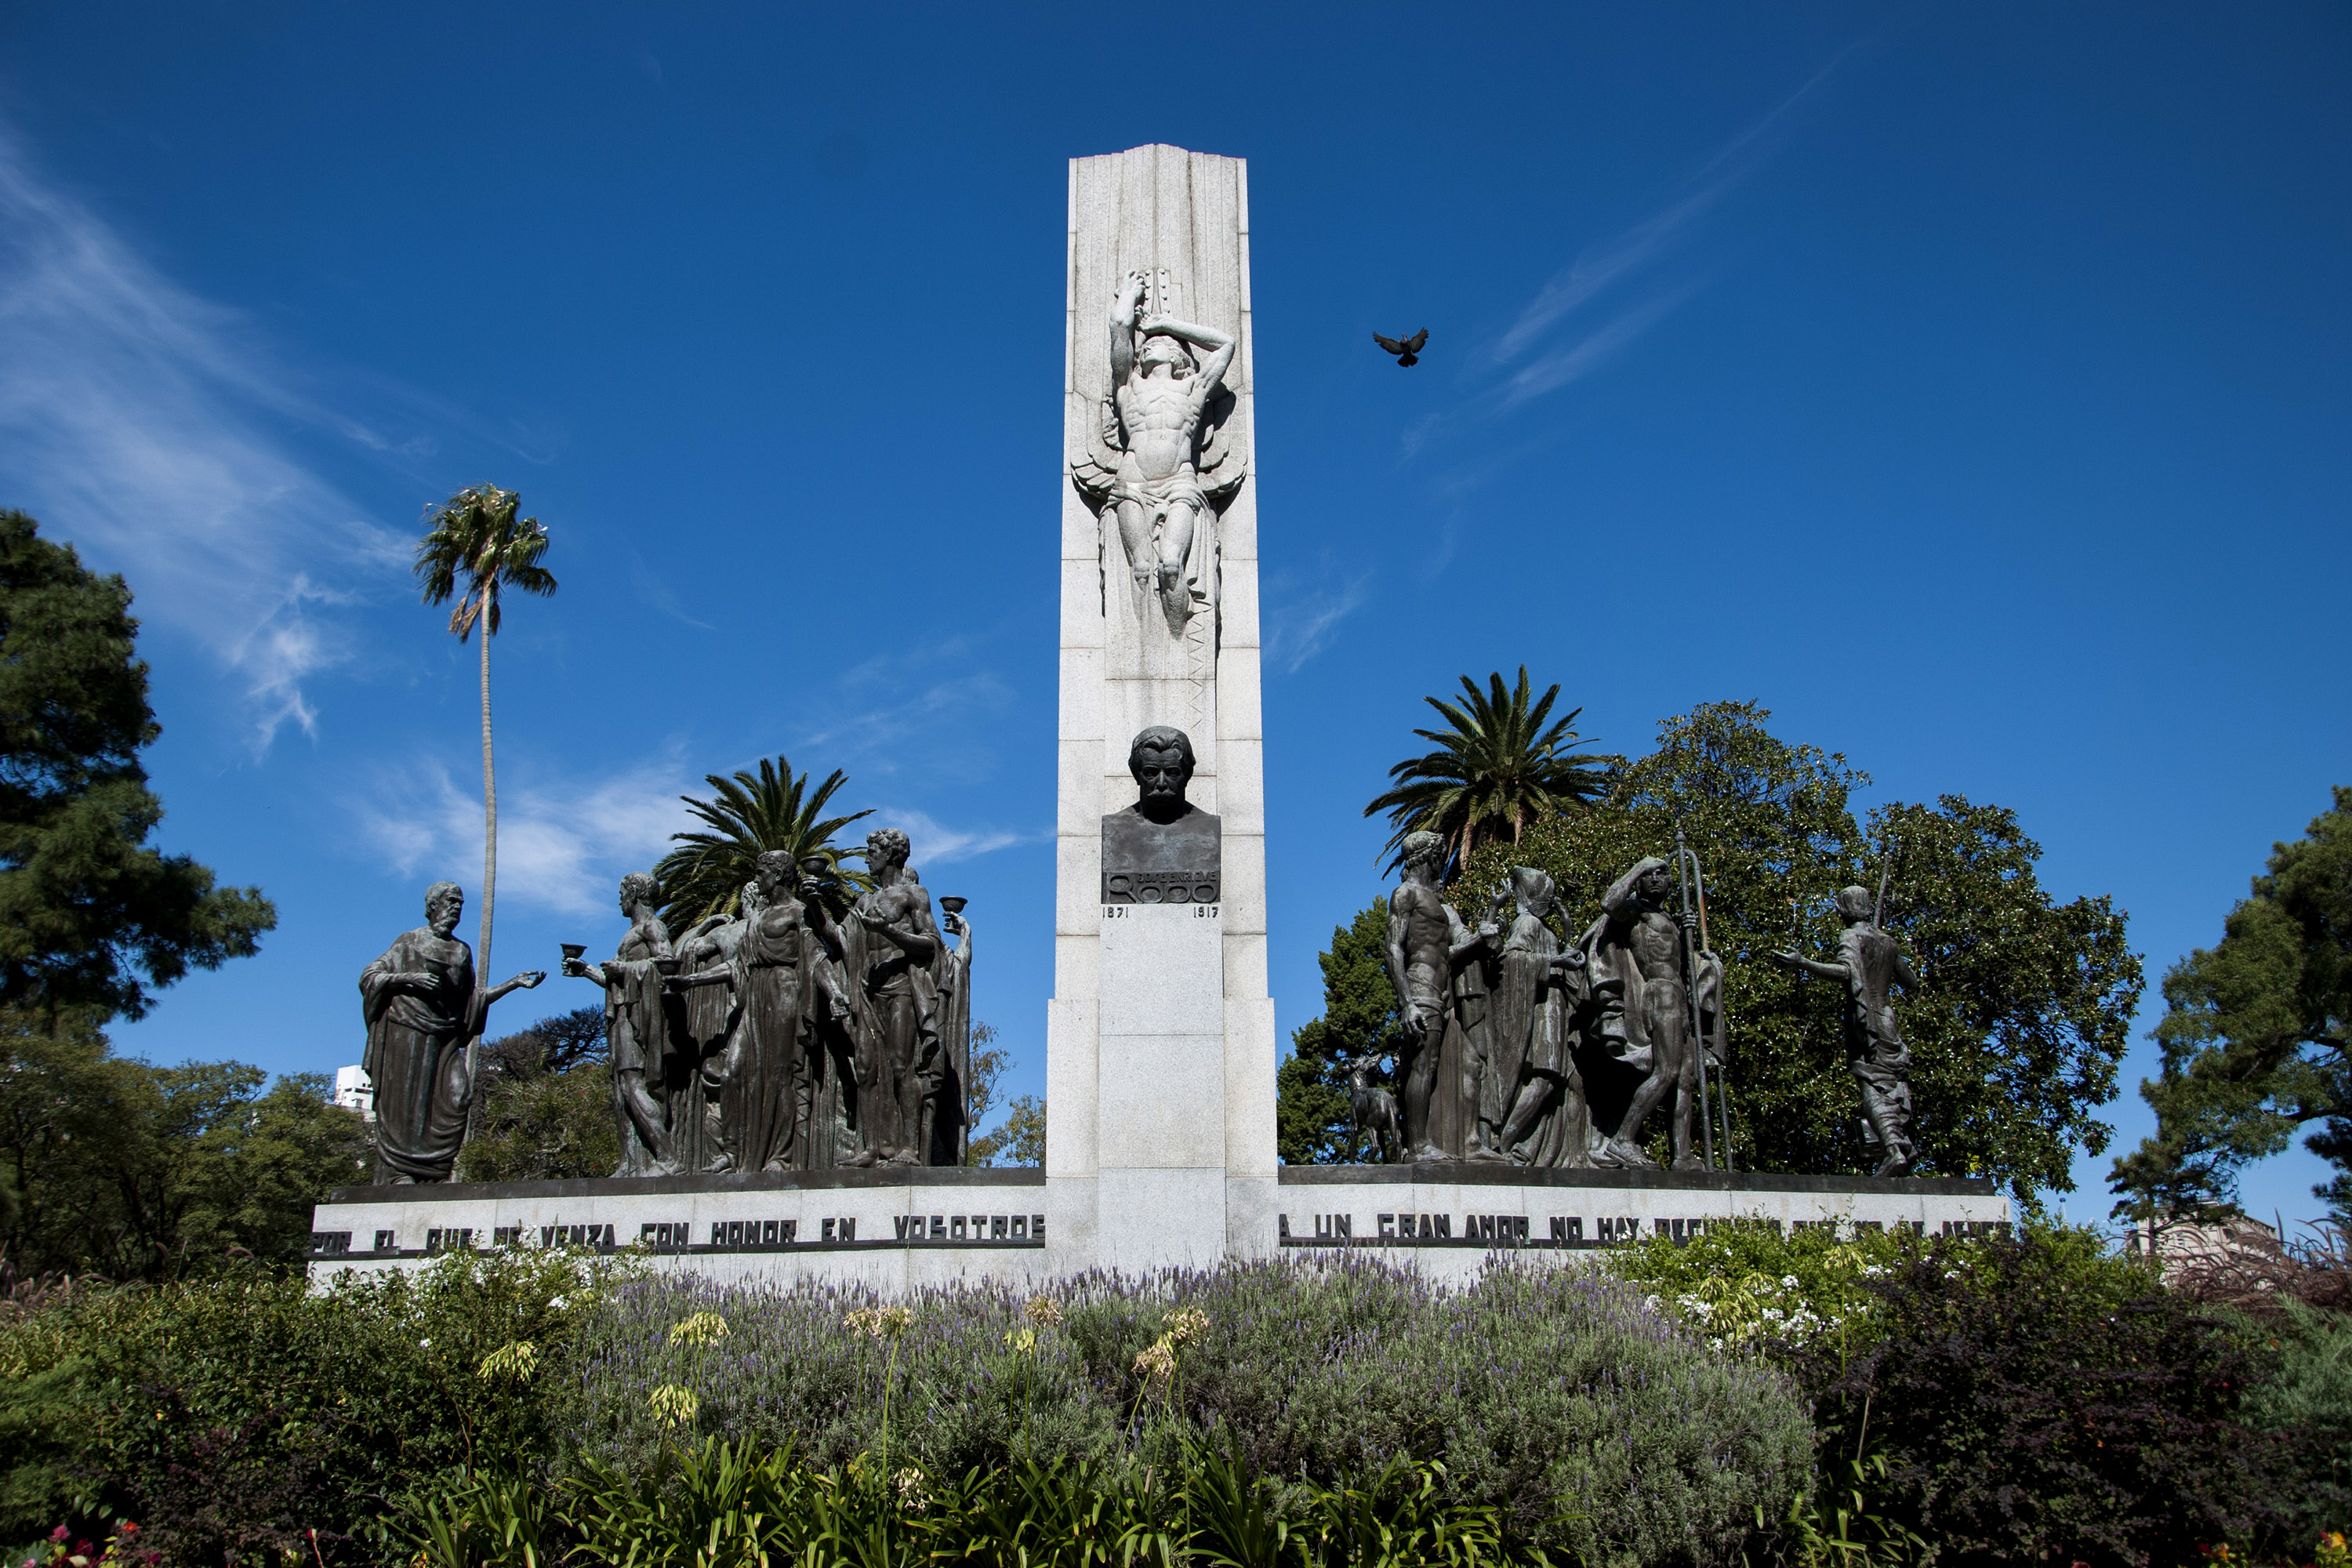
1374;831;1920;1176
358;807;1921;1186
358;828;975;1184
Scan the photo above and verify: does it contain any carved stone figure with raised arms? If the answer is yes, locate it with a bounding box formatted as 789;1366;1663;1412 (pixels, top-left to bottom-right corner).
1104;268;1238;631
1772;886;1922;1175
361;881;542;1183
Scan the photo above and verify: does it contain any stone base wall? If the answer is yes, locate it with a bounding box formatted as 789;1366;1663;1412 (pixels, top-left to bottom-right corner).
1251;1166;2012;1283
309;1167;2009;1291
308;1168;1053;1292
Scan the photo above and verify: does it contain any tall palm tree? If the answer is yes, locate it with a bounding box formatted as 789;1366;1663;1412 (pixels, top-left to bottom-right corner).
414;485;557;1011
655;755;873;927
1363;666;1619;880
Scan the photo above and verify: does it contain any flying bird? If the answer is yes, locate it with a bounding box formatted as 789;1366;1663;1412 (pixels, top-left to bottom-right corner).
1374;329;1428;367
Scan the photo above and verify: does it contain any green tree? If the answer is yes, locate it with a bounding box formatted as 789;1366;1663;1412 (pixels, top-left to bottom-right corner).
1277;905;1402;1163
0;511;275;1024
457;1062;618;1183
956;1023;1007;1167
2110;787;2352;1224
1287;702;2142;1200
412;485;557;1023
655;754;872;927
1457;703;2140;1199
971;1094;1044;1167
479;1004;607;1080
0;1009;368;1279
1362;666;1617;880
171;1070;376;1271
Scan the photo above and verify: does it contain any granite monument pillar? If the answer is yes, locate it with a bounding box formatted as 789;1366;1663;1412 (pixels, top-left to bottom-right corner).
1050;145;1276;1272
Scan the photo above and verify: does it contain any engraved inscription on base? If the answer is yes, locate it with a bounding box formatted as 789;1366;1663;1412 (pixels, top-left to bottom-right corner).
1103;867;1220;905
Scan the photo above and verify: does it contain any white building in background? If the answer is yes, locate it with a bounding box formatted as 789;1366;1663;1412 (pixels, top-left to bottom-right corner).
2128;1211;2283;1282
333;1065;374;1121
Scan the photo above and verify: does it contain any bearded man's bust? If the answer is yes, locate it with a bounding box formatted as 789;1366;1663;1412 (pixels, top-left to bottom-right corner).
1101;725;1220;905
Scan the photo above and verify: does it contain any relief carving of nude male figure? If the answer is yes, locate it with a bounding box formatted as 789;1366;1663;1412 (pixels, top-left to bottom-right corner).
1107;269;1237;628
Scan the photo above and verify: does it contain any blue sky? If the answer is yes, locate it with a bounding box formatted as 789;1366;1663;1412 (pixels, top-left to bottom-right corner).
2;3;2346;1229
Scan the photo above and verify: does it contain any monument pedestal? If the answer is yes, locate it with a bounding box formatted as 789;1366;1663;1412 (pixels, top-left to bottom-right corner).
1094;906;1225;1269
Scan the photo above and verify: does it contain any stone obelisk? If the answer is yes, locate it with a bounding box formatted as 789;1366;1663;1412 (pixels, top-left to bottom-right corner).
1047;145;1276;1272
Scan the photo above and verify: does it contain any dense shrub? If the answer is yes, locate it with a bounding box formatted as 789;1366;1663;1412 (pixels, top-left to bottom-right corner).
567;1255;1812;1566
1809;1229;2291;1566
1602;1218;1918;1363
2236;1298;2352;1541
21;1234;2336;1566
0;1250;595;1564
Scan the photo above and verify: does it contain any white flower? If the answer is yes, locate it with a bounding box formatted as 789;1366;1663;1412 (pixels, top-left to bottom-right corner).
1781;1276;1799;1289
419;1338;433;1349
548;1295;570;1311
1862;1265;1886;1278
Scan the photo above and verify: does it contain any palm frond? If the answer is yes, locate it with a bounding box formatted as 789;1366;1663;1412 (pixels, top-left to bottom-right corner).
655;755;874;927
414;485;559;643
1363;666;1621;880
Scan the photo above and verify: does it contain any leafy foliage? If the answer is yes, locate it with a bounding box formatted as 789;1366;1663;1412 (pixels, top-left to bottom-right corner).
456;1062;618;1184
1278;905;1401;1165
479;1004;608;1080
1807;1229;2292;1567
1450;702;2141;1199
569;1257;1808;1564
1363;667;1617;880
971;1095;1045;1167
654;754;873;927
0;1010;369;1280
960;1027;1048;1169
1604;1218;1919;1362
0;511;276;1024
0;1247;599;1563
950;1025;1007;1171
412;486;557;645
412;1436;1512;1568
2234;1298;2352;1541
2111;786;2352;1221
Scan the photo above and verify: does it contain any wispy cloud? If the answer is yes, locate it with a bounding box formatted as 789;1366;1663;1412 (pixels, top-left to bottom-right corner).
1490;187;1722;368
355;753;698;917
871;808;1040;873
800;669;1018;772
0;131;412;746
1414;48;1858;452
630;550;716;630
1265;570;1373;674
1498;285;1697;411
357;752;1037;917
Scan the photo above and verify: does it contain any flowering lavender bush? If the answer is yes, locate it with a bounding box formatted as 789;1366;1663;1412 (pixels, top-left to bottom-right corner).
559;1254;1811;1565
